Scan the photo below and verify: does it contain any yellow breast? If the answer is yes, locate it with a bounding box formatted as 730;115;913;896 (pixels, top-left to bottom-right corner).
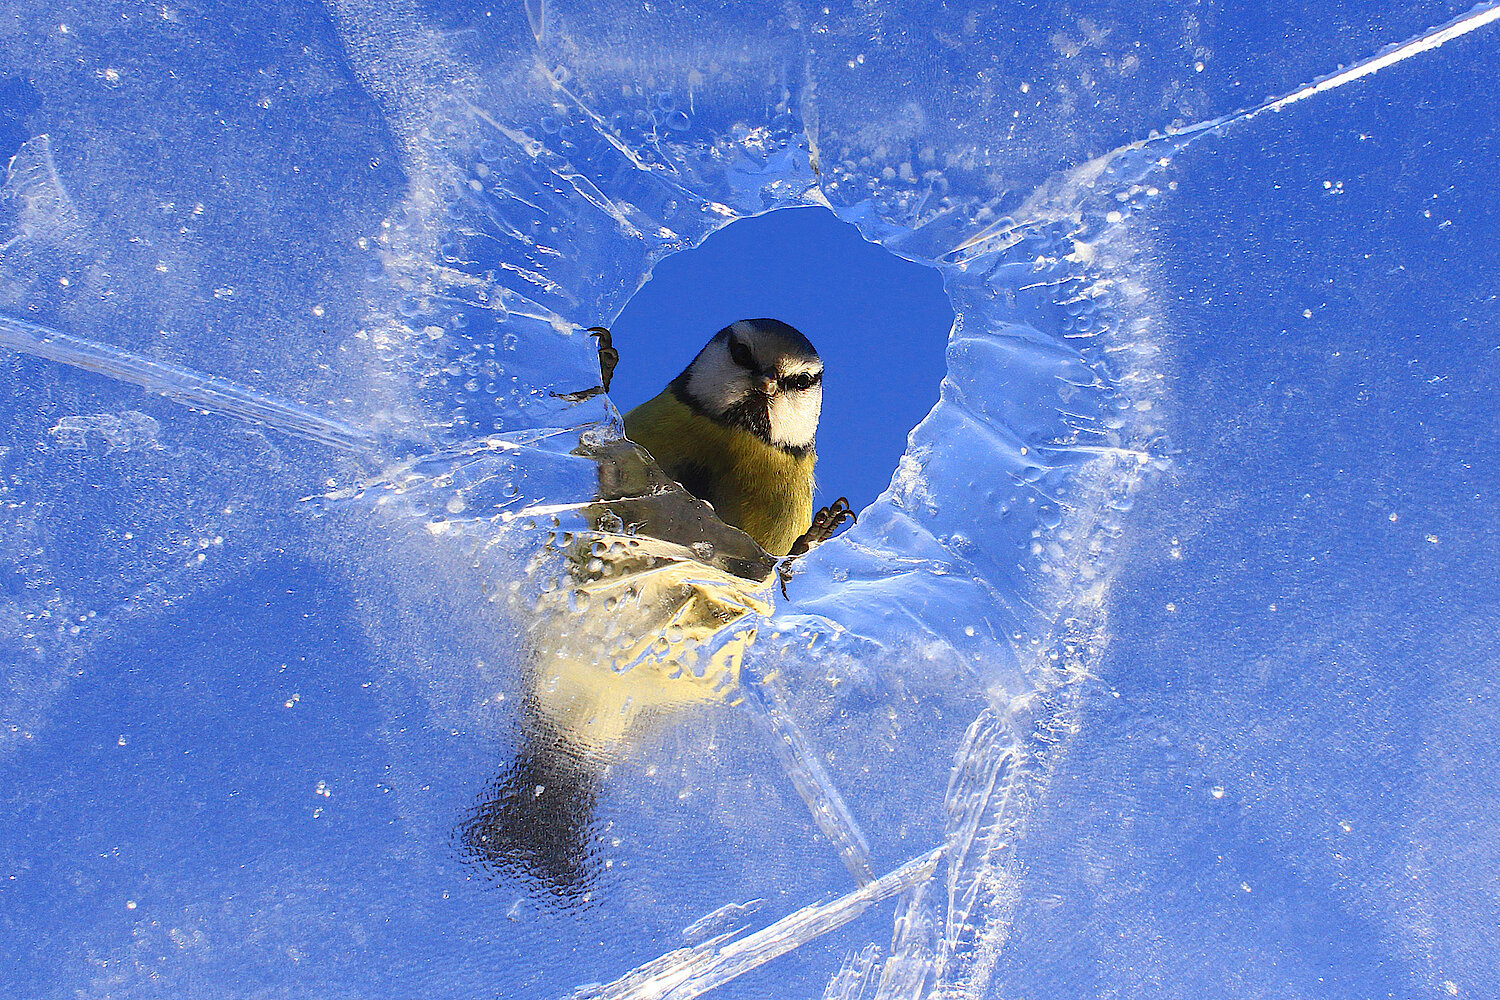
623;390;815;556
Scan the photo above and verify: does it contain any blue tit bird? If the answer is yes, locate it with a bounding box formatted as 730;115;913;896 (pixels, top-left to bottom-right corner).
621;318;829;557
460;320;852;897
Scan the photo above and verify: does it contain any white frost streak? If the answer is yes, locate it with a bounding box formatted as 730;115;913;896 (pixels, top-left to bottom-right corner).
939;711;1020;950
463;99;646;240
569;848;943;1000
946;2;1500;266
748;679;879;886
823;944;883;999
0;315;379;455
1257;2;1500;118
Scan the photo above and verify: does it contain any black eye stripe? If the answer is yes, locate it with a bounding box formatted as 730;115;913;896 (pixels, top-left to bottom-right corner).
777;371;821;391
728;339;753;368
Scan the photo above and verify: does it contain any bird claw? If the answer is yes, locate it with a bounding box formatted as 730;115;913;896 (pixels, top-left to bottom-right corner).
590;327;620;393
552;326;620;401
778;497;856;598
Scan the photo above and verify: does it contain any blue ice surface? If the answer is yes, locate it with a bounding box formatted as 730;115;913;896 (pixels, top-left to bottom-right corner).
1;2;1498;998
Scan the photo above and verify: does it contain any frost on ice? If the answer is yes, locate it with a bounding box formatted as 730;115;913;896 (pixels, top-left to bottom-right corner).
1;1;1498;997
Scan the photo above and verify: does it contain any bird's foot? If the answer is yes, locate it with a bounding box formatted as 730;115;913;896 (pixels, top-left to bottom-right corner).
778;497;856;598
552;327;620;402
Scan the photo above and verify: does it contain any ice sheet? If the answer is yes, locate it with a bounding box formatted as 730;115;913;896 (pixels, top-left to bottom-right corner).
1;1;1497;997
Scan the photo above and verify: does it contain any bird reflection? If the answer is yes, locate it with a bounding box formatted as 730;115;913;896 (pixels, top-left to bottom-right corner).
459;721;602;899
458;434;777;898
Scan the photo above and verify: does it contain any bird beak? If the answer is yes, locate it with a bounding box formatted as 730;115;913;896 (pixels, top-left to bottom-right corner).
759;376;779;396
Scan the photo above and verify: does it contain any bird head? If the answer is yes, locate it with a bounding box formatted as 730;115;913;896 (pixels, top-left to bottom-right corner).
676;319;823;452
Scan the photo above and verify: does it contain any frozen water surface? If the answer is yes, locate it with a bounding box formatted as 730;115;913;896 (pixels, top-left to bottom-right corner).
2;1;1498;997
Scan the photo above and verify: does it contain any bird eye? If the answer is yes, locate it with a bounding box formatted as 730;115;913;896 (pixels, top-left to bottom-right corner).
728;338;753;368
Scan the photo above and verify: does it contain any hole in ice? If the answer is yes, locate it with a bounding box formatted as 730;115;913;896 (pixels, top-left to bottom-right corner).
608;207;953;516
455;210;955;899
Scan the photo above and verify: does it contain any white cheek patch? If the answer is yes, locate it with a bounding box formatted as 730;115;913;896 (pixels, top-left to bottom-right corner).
768;387;821;449
684;342;753;416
